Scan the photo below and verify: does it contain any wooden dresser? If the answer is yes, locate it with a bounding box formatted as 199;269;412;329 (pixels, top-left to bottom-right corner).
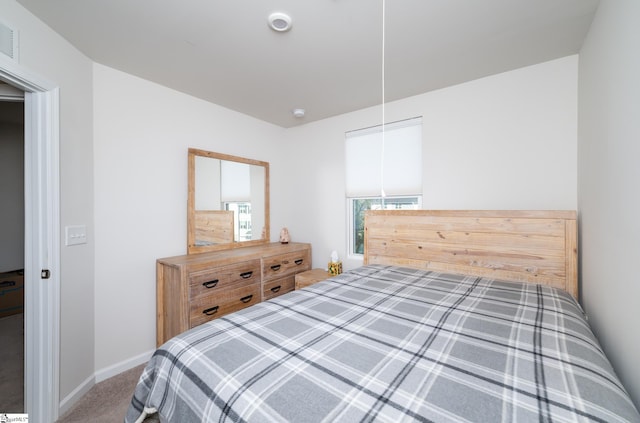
156;242;311;346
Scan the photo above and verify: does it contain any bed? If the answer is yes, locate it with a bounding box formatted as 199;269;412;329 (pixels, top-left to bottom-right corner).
125;210;640;422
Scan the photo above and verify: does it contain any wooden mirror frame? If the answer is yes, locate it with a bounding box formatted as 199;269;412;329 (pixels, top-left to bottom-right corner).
187;148;270;254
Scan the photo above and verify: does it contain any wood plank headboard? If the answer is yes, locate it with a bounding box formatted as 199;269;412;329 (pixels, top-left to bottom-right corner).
364;210;578;299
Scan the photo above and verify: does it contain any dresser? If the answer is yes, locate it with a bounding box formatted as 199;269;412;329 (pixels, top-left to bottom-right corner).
156;242;311;346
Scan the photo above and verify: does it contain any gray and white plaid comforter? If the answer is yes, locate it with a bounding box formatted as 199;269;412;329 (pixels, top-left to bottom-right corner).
125;265;640;422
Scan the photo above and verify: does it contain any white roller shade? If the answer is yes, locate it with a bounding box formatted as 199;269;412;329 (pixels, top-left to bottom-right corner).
221;161;251;202
345;117;422;197
194;156;221;210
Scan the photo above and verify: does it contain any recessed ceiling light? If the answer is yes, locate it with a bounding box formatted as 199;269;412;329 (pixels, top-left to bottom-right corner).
268;12;292;32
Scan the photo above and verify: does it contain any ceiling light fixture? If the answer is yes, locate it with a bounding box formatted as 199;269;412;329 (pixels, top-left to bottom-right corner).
292;108;305;118
268;12;292;32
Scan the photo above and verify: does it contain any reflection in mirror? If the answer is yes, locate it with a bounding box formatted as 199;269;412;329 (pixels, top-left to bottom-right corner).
188;148;269;254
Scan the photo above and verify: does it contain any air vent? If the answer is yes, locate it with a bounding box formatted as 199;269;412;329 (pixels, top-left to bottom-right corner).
0;20;18;61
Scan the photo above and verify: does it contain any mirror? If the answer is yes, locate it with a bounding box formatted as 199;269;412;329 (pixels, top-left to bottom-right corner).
188;148;269;254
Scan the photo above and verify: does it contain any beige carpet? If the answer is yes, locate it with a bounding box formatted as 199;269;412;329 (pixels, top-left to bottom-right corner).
0;313;158;422
57;363;159;423
0;313;24;413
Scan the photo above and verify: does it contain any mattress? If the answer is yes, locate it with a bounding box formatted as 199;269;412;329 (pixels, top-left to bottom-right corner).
125;265;640;422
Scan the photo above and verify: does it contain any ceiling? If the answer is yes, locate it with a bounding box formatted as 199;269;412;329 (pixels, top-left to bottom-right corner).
17;0;599;128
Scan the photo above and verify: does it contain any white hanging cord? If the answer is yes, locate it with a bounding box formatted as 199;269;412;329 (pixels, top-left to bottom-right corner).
380;0;386;199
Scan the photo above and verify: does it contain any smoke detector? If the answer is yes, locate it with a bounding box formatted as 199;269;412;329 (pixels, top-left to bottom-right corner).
268;13;292;32
292;108;305;118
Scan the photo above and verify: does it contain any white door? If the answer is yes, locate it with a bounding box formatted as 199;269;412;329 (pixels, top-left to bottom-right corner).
1;56;61;423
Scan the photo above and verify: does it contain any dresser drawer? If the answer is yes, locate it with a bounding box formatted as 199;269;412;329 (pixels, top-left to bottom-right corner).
189;282;260;327
263;250;311;282
157;242;311;346
189;259;261;299
263;275;295;300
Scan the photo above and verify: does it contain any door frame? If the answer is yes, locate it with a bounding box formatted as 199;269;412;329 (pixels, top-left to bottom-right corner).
1;55;61;422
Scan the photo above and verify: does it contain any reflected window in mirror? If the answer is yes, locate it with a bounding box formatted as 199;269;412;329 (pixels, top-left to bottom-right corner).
188;148;269;254
225;202;252;241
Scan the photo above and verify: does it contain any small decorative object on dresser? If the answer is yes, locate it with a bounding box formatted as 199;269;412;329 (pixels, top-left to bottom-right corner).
328;250;342;276
295;268;330;290
279;227;290;244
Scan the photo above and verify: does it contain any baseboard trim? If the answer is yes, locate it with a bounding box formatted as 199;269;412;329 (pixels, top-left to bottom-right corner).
58;349;154;415
95;350;154;383
58;373;94;416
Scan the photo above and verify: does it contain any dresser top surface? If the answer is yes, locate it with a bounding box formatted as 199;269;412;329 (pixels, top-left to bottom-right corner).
158;242;311;267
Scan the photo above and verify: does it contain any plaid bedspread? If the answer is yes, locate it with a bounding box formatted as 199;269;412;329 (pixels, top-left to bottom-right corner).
125;265;640;422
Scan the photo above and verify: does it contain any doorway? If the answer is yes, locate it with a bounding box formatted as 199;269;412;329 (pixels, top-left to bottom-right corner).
0;97;25;412
0;56;61;423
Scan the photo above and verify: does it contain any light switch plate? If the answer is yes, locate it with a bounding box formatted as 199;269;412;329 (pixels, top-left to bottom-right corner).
65;225;87;246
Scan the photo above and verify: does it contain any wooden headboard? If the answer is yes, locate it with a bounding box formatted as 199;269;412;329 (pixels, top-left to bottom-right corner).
364;210;578;299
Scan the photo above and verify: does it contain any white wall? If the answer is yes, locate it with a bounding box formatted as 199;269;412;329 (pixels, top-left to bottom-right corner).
284;56;578;270
92;64;285;372
0;118;24;273
578;0;640;408
1;0;95;405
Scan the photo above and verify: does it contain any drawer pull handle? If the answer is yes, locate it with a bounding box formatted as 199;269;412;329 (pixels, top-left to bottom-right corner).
203;306;219;316
240;271;253;279
270;285;281;293
240;294;253;303
202;279;219;289
270;264;281;271
294;259;304;265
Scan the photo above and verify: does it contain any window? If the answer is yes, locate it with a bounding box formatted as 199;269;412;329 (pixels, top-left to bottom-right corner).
349;196;421;255
345;117;422;256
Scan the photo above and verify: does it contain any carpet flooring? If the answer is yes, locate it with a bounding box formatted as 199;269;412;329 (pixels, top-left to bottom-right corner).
57;363;159;423
58;365;158;423
0;313;158;422
0;313;24;413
